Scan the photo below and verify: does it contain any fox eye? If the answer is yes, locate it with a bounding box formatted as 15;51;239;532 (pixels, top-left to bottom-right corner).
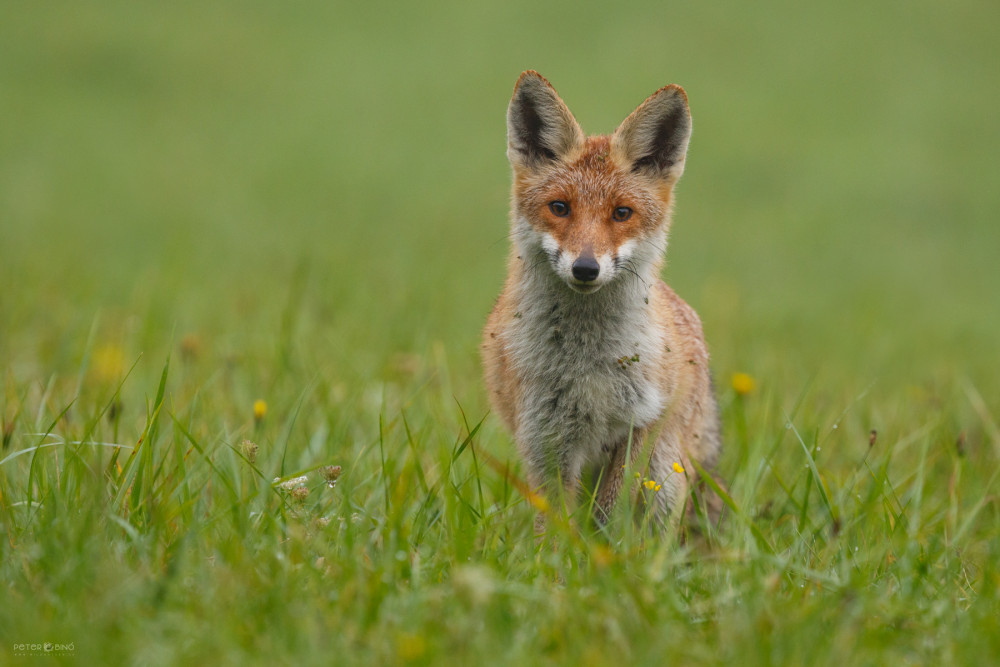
548;201;570;217
612;206;633;222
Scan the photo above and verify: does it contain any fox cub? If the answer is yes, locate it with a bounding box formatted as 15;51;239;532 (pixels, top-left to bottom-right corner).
482;71;721;528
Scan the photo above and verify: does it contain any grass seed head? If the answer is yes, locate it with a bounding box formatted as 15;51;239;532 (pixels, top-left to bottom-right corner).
240;439;259;464
321;465;342;484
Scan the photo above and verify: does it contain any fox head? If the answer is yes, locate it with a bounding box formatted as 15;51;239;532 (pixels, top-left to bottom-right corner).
506;70;692;294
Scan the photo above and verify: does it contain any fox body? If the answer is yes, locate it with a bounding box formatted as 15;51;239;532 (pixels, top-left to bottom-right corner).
482;71;721;526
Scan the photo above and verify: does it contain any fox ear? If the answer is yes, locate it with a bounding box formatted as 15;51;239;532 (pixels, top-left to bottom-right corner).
612;84;691;183
507;71;584;167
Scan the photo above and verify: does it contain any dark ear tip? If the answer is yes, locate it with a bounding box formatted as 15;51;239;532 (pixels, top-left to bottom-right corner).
653;83;689;109
663;83;688;99
513;70;553;95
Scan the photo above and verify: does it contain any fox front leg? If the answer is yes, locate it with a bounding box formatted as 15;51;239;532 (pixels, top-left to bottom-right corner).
524;448;584;534
593;427;647;526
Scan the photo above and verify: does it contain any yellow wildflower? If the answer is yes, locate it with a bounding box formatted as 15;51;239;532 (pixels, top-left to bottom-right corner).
643;479;658;491
93;344;126;383
253;399;267;421
732;372;756;396
672;462;685;474
179;333;201;361
396;632;427;661
528;492;549;512
590;543;615;568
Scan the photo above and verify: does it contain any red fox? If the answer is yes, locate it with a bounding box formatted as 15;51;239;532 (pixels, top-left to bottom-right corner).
482;71;722;529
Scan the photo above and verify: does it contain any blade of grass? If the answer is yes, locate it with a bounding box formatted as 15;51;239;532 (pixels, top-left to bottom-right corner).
785;414;838;530
691;458;775;555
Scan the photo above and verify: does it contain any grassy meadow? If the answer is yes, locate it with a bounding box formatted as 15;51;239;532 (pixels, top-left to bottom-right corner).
2;0;1000;664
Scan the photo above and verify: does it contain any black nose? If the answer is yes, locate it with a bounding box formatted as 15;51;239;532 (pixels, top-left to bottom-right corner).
571;256;600;282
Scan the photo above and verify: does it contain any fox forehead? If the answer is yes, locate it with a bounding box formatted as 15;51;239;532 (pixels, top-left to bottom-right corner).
515;136;667;237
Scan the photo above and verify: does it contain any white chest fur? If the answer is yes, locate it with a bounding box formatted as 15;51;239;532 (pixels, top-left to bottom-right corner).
507;262;667;473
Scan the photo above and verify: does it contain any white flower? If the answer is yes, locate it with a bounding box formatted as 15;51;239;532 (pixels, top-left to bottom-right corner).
273;475;309;490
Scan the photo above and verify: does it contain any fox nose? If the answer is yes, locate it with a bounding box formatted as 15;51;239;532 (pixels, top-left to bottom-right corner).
571;256;600;282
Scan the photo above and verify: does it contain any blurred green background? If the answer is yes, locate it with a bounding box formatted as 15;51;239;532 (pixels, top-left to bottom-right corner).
2;0;998;406
3;2;1000;663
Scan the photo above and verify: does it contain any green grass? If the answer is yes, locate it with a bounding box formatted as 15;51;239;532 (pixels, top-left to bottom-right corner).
2;0;999;664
